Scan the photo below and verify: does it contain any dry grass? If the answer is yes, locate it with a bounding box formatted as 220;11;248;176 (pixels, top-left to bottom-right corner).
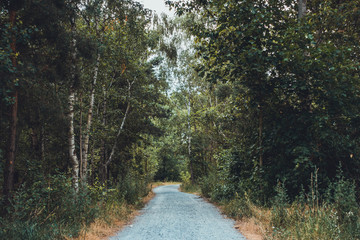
67;203;137;240
192;192;272;240
235;218;264;240
71;182;272;240
67;182;178;240
234;206;272;240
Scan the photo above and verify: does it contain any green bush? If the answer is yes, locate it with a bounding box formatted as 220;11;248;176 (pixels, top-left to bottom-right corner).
0;173;98;239
200;172;217;198
179;171;200;193
332;173;360;239
200;172;235;201
271;169;360;240
271;182;289;229
116;172;150;206
223;193;252;220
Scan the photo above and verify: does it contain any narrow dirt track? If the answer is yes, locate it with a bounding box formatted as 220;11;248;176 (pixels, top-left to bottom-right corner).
110;184;246;240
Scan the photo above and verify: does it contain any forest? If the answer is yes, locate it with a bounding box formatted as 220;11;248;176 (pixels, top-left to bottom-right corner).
1;0;360;239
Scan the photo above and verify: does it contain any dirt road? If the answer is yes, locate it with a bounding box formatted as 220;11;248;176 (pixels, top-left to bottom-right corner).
110;184;246;240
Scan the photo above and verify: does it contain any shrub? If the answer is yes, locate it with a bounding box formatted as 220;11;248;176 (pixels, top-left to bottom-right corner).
116;172;150;206
0;173;98;239
332;172;360;239
271;182;289;229
199;172;216;198
223;193;252;220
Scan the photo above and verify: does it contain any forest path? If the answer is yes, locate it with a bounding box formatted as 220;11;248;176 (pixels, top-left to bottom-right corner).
109;184;246;240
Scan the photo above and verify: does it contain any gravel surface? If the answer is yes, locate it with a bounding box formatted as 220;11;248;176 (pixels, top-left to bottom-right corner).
110;184;246;240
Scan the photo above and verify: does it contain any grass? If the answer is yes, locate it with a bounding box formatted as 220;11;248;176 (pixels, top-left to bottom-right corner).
179;182;201;193
68;182;180;240
222;196;270;240
67;203;135;240
151;181;181;188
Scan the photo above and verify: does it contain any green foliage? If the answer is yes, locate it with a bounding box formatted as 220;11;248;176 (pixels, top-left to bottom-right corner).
0;171;152;239
180;170;191;184
179;171;199;193
2;0;360;238
199;172;216;199
200;171;235;202
169;0;360;206
330;169;360;239
223;193;252;220
179;170;201;193
271;170;360;240
180;182;200;193
271;182;290;229
0;174;98;239
272;205;342;240
116;172;150;206
333;175;359;225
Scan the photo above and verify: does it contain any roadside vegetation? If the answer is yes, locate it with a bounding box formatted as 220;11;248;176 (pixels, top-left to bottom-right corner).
0;173;152;239
172;0;360;238
181;167;360;239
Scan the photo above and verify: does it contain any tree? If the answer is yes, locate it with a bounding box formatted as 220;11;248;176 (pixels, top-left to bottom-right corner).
2;0;19;200
169;0;360;200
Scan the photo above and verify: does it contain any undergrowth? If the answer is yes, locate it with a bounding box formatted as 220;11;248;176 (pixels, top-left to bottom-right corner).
0;172;151;240
270;169;360;240
179;171;201;193
194;167;360;240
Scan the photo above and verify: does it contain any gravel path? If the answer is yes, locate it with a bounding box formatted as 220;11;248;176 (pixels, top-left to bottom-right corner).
110;184;246;240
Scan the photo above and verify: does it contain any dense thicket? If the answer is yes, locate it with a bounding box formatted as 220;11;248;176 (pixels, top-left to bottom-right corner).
166;0;360;202
161;1;360;237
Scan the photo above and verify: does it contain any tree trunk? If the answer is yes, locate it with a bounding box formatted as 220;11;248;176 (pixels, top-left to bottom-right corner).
68;89;79;191
104;79;133;171
258;105;263;168
3;9;18;200
30;112;41;161
106;101;130;166
298;0;312;113
41;126;45;163
187;87;194;184
82;52;101;182
68;18;79;192
79;94;83;180
101;85;108;183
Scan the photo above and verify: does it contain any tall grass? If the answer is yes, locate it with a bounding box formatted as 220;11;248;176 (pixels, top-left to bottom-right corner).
194;168;360;239
0;172;151;240
271;170;360;240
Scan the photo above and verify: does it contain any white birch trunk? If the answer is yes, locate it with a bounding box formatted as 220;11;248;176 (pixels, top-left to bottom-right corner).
69;89;79;191
105;79;133;168
105;102;130;166
69;18;79;192
79;94;83;180
186;85;194;183
101;85;107;182
82;52;101;181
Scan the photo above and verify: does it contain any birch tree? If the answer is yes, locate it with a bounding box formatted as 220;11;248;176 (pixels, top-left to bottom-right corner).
68;13;80;191
80;0;108;183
